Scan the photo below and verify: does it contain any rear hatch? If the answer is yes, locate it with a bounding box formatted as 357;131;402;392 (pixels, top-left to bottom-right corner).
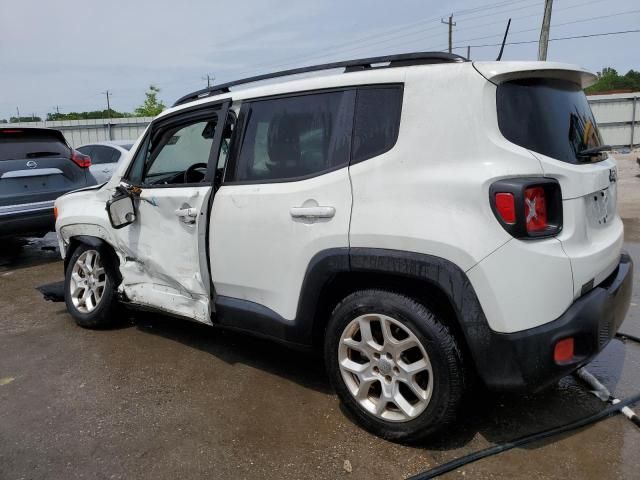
0;128;88;209
478;62;622;298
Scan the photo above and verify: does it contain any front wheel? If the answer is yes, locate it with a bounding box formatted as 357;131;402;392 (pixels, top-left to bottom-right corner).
325;290;466;443
64;243;120;328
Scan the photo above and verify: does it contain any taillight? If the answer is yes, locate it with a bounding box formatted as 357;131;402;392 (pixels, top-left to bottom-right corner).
70;150;91;168
524;186;547;232
494;193;516;224
490;178;562;238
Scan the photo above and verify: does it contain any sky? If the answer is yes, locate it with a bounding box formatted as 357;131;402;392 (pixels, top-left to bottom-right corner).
0;0;638;120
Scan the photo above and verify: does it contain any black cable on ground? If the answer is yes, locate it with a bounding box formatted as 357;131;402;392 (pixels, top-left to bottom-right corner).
617;332;640;344
408;391;640;480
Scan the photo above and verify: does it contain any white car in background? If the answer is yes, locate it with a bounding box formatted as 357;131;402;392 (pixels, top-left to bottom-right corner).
76;140;134;184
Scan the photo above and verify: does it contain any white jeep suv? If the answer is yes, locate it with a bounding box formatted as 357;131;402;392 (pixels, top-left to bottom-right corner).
55;52;633;442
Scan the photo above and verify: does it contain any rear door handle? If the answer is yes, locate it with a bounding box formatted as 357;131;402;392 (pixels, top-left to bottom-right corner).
175;207;198;224
289;206;335;219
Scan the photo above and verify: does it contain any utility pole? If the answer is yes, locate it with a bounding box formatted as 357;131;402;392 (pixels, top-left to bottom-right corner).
16;106;20;123
102;90;113;140
202;74;215;89
467;45;471;60
102;90;112;118
538;0;553;61
441;14;456;54
56;105;60;114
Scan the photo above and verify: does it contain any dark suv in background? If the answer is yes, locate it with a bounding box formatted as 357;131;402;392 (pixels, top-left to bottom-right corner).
0;127;96;238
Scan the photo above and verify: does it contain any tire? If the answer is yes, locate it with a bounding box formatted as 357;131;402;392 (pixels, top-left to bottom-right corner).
325;289;466;443
64;242;120;328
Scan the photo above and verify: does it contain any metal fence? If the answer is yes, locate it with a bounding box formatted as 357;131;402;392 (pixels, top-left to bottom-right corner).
587;91;639;149
3;117;152;148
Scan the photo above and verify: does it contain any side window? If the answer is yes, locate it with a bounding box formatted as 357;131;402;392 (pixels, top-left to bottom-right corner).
229;90;353;183
126;110;220;186
351;86;403;164
91;146;117;164
76;146;94;157
109;148;121;163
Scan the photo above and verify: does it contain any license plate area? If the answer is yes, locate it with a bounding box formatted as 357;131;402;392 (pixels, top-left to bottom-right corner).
585;184;616;229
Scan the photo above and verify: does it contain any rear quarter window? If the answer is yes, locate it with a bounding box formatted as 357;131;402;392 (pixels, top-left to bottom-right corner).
351;86;403;164
496;78;603;164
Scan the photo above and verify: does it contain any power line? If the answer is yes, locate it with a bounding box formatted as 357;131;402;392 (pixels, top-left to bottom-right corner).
230;0;545;78
453;28;640;49
232;0;602;79
447;8;640;48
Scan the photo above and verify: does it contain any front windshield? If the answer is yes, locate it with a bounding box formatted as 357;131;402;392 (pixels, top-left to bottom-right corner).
497;78;604;164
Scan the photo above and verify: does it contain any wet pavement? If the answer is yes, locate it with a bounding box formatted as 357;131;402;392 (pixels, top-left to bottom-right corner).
1;155;639;479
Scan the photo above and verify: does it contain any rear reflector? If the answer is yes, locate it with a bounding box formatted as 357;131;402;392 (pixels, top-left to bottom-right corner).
524;186;547;232
70;150;91;168
554;337;574;363
494;193;516;224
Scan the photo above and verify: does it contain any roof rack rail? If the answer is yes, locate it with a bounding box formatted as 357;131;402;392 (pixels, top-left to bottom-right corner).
173;51;467;106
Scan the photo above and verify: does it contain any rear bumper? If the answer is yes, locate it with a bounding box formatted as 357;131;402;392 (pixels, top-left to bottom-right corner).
0;201;55;237
479;252;633;391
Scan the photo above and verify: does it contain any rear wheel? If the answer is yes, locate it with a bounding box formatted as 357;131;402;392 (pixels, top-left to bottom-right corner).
325;290;466;442
64;243;120;328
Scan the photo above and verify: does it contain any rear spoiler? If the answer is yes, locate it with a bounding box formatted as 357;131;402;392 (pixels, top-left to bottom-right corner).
472;61;597;89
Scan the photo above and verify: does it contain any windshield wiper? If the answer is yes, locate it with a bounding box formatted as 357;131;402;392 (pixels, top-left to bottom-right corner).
576;145;611;158
26;151;61;158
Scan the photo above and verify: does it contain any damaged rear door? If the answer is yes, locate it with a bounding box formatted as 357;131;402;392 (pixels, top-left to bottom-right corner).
111;100;231;323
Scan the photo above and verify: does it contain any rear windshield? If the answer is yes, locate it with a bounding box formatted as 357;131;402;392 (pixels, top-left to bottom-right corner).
496;78;603;164
0;129;70;161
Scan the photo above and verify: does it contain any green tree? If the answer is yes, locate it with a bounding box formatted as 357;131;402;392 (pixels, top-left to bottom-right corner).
46;110;130;121
586;67;640;94
9;116;42;122
135;85;166;117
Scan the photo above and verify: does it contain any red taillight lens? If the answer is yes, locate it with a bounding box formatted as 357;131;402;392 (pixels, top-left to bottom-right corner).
524;186;547;232
554;337;574;363
494;193;516;224
70;150;91;168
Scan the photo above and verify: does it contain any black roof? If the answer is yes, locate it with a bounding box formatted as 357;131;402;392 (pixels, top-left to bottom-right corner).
173;51;467;106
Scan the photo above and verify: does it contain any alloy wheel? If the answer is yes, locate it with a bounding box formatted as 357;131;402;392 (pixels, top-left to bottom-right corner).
338;313;434;422
69;249;107;313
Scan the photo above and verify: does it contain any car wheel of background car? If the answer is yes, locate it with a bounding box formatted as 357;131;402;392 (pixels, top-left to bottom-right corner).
64;243;120;328
325;289;466;443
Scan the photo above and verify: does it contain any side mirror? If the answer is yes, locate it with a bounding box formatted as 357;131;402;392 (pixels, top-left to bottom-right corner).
106;187;136;229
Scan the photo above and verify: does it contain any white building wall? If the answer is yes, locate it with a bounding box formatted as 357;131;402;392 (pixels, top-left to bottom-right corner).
587;91;639;149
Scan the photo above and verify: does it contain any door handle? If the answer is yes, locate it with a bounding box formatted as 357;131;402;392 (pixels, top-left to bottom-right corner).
289;206;335;219
175;207;198;224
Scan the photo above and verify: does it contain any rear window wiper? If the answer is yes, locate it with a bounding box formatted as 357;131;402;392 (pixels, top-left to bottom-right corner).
26;151;62;158
576;145;611;159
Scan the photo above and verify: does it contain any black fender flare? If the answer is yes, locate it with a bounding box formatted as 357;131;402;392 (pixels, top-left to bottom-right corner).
216;247;503;386
64;235;122;287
